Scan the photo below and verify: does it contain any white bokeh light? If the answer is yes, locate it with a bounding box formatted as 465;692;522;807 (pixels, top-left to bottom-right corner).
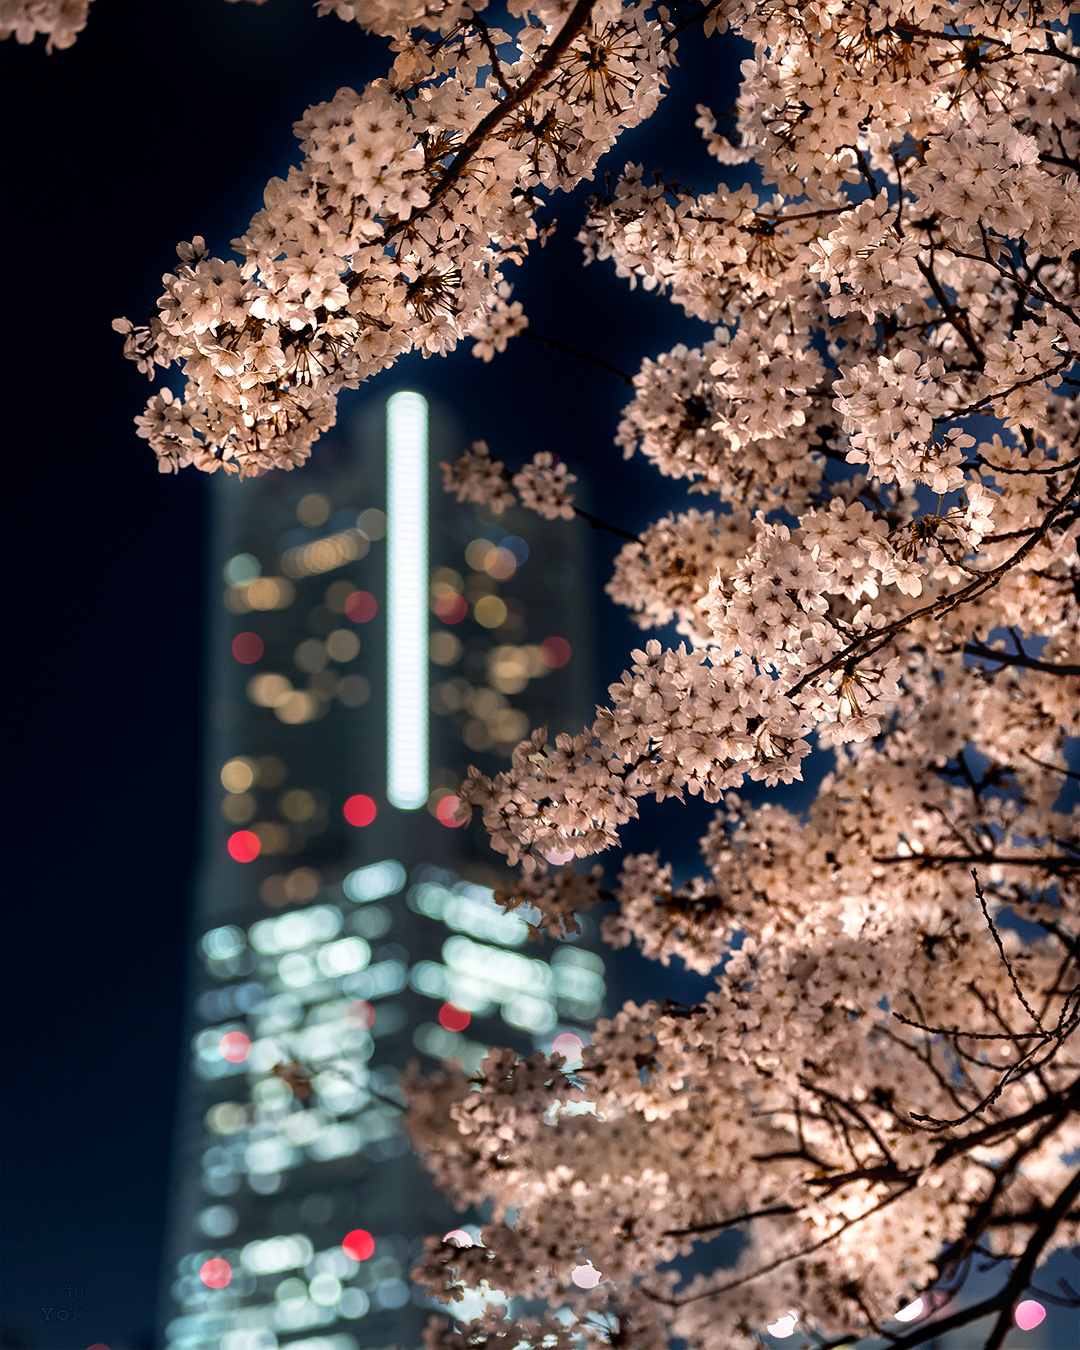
570;1262;602;1289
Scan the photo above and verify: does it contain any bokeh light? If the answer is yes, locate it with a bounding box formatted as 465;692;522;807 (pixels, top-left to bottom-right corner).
571;1262;601;1289
443;1229;474;1247
224;553;260;585
766;1312;798;1338
1015;1300;1045;1330
434;592;468;624
484;546;517;580
551;1033;584;1069
894;1298;923;1323
344;590;377;623
326;628;361;663
357;507;386;539
227;830;261;863
436;795;465;828
438;1003;471;1032
280;789;317;823
231;632;264;664
297;492;331;526
540;636;571;667
219;1031;251;1063
344;1000;375;1030
343;794;377;827
474;595;508;628
430;631;462;665
220;758;256;793
199;1258;232;1289
500;535;528;564
342;1229;375;1262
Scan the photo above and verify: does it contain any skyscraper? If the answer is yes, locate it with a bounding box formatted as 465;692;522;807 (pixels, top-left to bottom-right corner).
161;392;604;1350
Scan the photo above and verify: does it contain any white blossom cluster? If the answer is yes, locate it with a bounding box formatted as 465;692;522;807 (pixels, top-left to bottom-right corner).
110;0;668;474
443;439;578;518
606;508;755;641
409;662;1079;1341
0;0;90;50
405;1;1080;1346
451;0;1080;871
615;338;828;508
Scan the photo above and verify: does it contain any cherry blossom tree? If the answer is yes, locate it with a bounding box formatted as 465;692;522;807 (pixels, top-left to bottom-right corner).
11;0;1078;1344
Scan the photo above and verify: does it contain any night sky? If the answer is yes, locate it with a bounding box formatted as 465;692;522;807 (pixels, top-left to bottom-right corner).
0;5;740;1347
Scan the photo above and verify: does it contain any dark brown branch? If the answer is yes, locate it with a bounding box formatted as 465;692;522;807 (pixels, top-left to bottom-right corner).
873;853;1079;872
663;1203;797;1238
812;1171;1080;1350
387;0;600;238
521;327;635;385
973;868;1045;1032
660;0;724;48
782;463;1080;703
963;644;1080;677
918;256;986;366
571;505;641;543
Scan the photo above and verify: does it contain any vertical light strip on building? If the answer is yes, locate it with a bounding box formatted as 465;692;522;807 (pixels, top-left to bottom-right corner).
386;391;429;810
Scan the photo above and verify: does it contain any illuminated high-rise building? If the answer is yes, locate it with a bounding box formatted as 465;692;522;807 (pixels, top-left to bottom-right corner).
160;392;603;1350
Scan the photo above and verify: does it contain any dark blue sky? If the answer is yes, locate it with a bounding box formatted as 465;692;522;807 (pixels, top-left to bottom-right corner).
0;5;743;1347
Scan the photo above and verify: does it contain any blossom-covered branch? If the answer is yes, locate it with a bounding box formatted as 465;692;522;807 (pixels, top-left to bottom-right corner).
114;0;670;475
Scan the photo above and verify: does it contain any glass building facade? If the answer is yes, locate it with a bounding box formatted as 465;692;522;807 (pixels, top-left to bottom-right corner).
161;393;602;1350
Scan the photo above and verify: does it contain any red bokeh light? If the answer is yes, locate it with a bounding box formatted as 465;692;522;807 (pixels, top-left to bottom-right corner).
551;1032;585;1068
231;631;264;664
219;1031;251;1063
539;636;571;668
438;1002;471;1032
343;794;377;827
342;1229;375;1262
344;590;378;623
227;830;261;862
435;794;465;828
344;1000;375;1030
1014;1301;1046;1331
434;592;468;624
199;1258;232;1289
86;1345;112;1350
